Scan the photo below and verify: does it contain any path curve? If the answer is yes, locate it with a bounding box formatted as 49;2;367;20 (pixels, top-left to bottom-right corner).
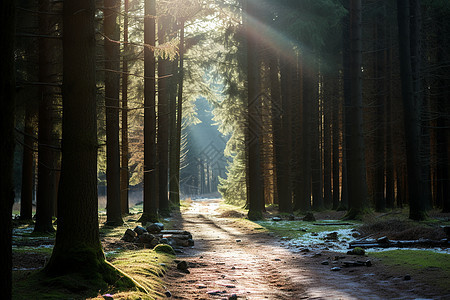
164;199;437;299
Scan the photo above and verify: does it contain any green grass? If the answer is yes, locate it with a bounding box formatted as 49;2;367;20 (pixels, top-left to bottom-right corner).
370;250;450;291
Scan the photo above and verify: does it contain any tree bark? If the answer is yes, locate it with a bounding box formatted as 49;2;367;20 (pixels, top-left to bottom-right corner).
344;0;368;219
275;52;293;213
245;0;264;220
35;0;58;233
0;1;16;297
120;0;130;215
21;108;35;220
158;15;171;215
104;0;123;226
46;0;112;280
374;17;386;212
141;0;158;223
397;0;426;220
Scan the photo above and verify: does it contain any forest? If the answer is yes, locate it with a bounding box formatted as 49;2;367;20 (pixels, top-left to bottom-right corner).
1;0;449;299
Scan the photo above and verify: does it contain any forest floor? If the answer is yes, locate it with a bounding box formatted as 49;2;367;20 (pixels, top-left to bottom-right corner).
162;198;450;300
12;198;450;299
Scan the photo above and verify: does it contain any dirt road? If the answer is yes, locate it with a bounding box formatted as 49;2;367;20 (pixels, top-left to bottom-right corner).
164;199;440;300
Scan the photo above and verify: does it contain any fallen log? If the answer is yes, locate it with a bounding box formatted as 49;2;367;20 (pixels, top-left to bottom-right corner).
349;238;449;249
313;223;354;226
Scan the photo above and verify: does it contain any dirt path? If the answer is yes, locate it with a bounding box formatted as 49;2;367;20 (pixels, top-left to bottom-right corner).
164;199;441;300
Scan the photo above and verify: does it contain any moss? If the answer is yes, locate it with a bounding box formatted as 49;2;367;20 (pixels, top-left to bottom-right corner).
370;250;450;291
138;212;159;224
343;208;372;220
248;210;263;221
153;244;176;255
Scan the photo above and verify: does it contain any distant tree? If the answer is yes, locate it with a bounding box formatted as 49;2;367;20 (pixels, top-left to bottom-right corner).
0;1;16;297
104;0;123;226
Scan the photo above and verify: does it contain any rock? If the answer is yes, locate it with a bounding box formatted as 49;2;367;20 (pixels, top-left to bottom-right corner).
326;232;338;241
137;232;155;244
300;248;310;252
102;294;114;300
121;229;137;242
274;258;281;261
352;232;361;238
207;290;224;296
303;212;316;222
229;294;238;300
347;247;365;256
160;238;169;244
150;237;161;248
187;239;195;246
198;284;207;289
134;225;147;235
235;239;242;243
377;236;390;244
177;260;189;272
165;290;172;297
154;222;165;230
272;216;282;222
153;244;176;255
404;274;411;281
321;261;329;265
146;223;162;234
331;267;341;271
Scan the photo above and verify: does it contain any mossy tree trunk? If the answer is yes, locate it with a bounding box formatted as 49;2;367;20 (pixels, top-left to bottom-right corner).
0;1;16;297
45;0;106;275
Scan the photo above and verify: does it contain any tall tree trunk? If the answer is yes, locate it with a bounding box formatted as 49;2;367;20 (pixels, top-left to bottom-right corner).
323;76;333;209
120;0;130;215
397;0;426;220
435;10;449;212
344;0;368;219
171;19;186;207
0;1;16;297
158;15;171;215
296;56;313;211
140;0;158;223
332;76;340;210
385;45;395;209
312;66;323;210
104;0;123;226
275;52;293;213
374;17;386;212
35;0;58;233
245;0;264;220
168;58;179;206
45;0;128;285
21;108;35;220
